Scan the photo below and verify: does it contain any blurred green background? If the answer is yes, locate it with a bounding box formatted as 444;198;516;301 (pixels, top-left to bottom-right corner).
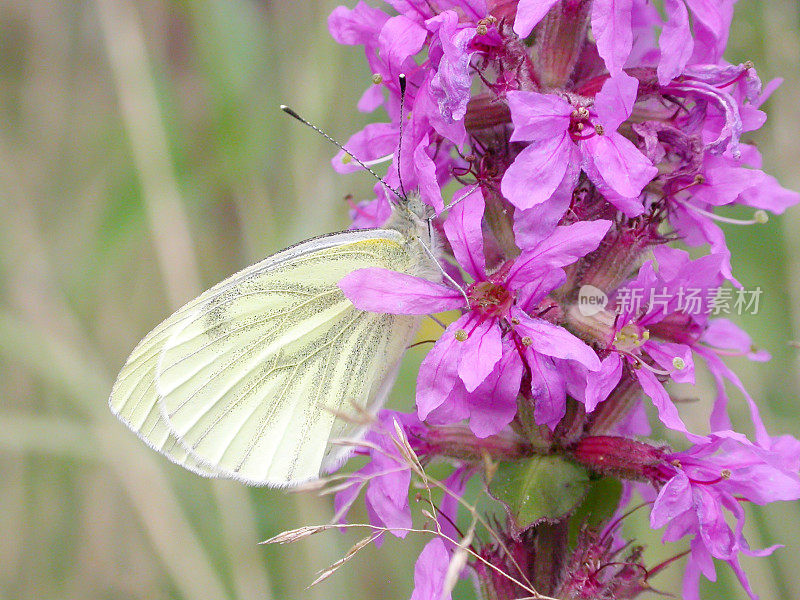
0;1;798;599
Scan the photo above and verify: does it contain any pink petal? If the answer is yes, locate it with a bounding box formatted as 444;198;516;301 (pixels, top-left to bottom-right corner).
357;84;385;112
439;468;469;542
457;317;503;392
501;134;575;209
414;73;469;146
671;204;737;284
702;319;759;356
339;268;463;314
686;0;730;53
427;11;476;122
688;536;717;581
417;316;471;419
680;554;703;600
584;132;657;198
507;220;612;283
466;343;524;437
443;188;486;280
636;368;688;433
697;347;770;448
513;0;561;38
594;71;638;131
328;3;389;46
591;0;633;75
584;353;623;412
694;156;762;206
414;137;445;213
694;486;736;559
507;91;571;142
647;341;695;384
580;155;646;216
512;308;601;371
410;539;452;600
658;0;693;85
526;352;566;428
332;122;398;174
739;172;800;214
726;556;763;600
366;466;413;533
651;472;693;529
333;476;363;524
378;15;428;70
512;175;574;249
516;271;567;311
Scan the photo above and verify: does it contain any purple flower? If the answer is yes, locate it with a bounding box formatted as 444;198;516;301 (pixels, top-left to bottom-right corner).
501;75;657;213
321;1;800;597
409;467;468;600
668;149;799;282
651;431;800;600
334;411;427;540
340;190;609;432
581;246;727;433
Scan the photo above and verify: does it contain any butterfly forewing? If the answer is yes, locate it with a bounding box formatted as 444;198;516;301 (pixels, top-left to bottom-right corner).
152;231;423;485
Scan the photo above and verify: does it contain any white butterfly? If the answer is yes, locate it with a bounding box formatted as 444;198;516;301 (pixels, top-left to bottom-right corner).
109;194;440;486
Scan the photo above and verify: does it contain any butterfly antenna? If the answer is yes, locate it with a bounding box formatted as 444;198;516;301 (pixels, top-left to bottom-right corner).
442;184;481;213
280;105;404;203
396;73;409;199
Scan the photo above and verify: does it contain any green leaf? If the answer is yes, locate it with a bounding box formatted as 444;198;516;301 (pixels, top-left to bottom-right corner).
568;477;624;545
488;455;591;535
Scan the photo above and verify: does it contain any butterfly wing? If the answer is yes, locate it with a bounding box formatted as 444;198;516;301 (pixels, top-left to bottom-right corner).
109;291;232;477
110;228;426;486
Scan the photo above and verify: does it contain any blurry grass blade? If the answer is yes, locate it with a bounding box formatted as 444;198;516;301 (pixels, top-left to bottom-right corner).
212;481;273;600
94;0;201;307
0;414;95;459
0;310;109;409
96;425;232;600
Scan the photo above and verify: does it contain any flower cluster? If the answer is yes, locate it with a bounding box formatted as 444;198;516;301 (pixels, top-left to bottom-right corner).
315;2;800;599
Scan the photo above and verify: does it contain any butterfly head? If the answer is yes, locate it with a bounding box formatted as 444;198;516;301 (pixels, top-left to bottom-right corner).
385;192;435;244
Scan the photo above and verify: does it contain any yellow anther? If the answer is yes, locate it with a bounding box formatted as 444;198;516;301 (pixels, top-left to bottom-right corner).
372;73;383;85
455;329;468;342
672;357;686;370
521;336;533;346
